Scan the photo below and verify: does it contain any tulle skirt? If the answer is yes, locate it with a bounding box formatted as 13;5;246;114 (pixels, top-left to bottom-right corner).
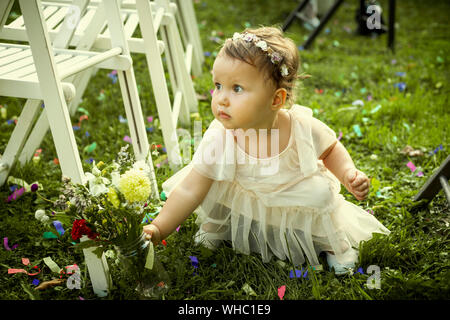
163;166;391;267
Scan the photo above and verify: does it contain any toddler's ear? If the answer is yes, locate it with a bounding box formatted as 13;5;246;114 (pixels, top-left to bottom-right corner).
271;88;287;110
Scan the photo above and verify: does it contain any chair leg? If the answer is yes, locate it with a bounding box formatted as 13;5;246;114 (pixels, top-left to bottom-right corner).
136;0;183;172
81;236;112;298
160;24;190;127
175;0;204;77
117;69;159;198
104;0;159;198
0;99;41;186
164;12;198;114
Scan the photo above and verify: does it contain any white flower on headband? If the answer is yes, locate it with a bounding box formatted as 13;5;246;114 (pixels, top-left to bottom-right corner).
270;52;282;64
255;40;268;51
231;32;288;77
233;32;242;41
281;64;289;76
243;33;257;42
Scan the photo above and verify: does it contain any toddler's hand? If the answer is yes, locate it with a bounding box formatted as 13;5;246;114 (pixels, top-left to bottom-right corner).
343;168;370;201
143;224;161;246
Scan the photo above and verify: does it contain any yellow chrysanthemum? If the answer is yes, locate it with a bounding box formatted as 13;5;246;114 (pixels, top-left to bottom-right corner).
107;187;120;208
118;169;151;203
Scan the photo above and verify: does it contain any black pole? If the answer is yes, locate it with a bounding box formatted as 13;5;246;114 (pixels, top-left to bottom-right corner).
388;0;395;52
303;0;345;49
282;0;310;32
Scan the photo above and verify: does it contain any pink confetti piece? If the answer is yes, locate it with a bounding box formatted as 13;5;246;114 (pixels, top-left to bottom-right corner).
147;116;153;123
6;187;25;203
8;266;41;276
278;285;286;300
79;296;85;300
8;268;27;274
406;161;416;172
416;171;424;177
22;258;30;266
337;131;343;141
123;135;132;143
176;225;181;232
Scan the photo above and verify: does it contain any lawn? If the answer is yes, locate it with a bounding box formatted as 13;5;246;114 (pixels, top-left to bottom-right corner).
0;0;449;300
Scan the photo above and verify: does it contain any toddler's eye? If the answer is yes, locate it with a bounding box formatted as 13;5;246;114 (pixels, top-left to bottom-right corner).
233;85;243;93
215;83;222;90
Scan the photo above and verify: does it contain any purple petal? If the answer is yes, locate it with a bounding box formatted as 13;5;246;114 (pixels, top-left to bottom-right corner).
189;256;199;268
31;184;39;192
53;220;65;235
3;237;11;250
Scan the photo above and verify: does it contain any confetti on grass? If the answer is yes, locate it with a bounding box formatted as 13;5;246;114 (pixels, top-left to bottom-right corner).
278;285;286;300
406;161;424;177
406;161;416;172
289;268;309;279
52;220;65;236
6;187;25;203
242;283;257;296
119;115;127;123
429;144;443;155
43;256;62;273
84;142;97;153
3;237;19;250
8;257;41;276
370;104;382;114
394;82;406;92
353;124;362;137
189;256;199;268
43;232;58;239
123;135;132;144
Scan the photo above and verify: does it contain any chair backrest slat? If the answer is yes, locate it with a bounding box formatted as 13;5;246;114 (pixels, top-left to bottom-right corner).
0;0;15;32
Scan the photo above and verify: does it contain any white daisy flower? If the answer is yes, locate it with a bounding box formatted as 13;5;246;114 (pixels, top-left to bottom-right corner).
281;64;289;76
255;40;268;51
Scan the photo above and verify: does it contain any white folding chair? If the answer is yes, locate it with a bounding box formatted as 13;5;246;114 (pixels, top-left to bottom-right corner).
0;0;161;296
170;0;204;77
1;0;199;170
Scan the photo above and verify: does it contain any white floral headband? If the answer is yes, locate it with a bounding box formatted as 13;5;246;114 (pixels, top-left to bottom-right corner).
231;32;289;77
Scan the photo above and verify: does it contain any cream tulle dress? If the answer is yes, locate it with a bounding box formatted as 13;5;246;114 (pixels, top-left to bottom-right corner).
162;105;390;267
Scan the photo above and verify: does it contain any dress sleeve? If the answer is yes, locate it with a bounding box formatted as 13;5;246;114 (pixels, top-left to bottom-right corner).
310;117;338;159
191;119;236;181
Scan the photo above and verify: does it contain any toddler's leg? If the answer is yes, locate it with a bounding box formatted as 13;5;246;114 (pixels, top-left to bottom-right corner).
194;204;231;249
325;240;358;275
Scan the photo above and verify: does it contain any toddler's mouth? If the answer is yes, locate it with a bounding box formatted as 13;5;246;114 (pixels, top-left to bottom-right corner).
218;111;231;119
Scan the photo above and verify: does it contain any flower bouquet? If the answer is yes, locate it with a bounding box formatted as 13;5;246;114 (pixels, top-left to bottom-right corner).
52;146;170;298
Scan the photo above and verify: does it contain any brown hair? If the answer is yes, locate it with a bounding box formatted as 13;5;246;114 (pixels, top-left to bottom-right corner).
220;26;305;106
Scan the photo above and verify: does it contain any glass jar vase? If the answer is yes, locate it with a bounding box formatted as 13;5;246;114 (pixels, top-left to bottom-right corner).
116;232;170;299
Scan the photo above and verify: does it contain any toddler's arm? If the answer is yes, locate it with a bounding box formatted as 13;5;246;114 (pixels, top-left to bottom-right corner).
144;168;213;245
321;141;370;201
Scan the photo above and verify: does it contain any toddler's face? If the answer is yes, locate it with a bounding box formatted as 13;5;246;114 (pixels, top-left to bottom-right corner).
211;54;277;130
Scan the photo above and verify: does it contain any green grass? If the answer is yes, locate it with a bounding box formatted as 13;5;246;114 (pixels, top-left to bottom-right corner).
0;0;449;300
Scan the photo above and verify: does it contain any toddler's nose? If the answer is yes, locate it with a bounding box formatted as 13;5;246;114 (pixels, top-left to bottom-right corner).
216;90;230;107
